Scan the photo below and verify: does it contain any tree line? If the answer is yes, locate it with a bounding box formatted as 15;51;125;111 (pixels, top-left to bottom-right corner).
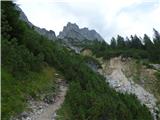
85;30;160;63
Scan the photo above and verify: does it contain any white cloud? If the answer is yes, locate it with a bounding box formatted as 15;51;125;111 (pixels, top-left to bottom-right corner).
15;0;160;42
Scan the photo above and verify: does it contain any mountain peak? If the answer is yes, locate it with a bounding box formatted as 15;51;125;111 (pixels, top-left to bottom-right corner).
67;22;79;28
58;22;104;42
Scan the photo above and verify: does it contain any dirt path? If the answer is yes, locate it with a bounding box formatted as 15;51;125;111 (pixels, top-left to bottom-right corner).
36;84;67;120
13;79;68;120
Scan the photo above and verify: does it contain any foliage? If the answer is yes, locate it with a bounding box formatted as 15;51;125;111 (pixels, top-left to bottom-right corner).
155;71;160;92
1;66;56;120
117;35;126;49
2;37;44;78
110;37;117;49
84;30;160;63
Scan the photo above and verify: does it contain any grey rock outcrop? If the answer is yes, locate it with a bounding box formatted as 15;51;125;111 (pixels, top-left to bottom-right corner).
34;27;56;40
58;22;104;42
15;5;56;40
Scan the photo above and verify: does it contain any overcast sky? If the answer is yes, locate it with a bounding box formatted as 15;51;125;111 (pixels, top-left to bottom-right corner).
15;0;160;42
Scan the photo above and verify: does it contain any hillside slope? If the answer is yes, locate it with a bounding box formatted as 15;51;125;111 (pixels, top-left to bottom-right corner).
99;56;160;119
1;2;156;120
81;49;160;119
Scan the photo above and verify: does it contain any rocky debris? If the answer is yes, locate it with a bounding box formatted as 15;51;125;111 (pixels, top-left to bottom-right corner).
36;82;67;120
51;113;57;120
11;100;49;120
15;5;56;40
100;56;159;120
19;112;29;119
150;64;160;70
12;79;67;120
58;22;104;42
106;75;159;119
43;95;55;104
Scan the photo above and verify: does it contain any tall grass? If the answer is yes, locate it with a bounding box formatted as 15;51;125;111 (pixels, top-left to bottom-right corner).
1;66;57;119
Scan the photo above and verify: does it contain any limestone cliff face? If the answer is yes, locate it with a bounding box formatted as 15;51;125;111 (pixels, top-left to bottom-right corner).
58;22;104;42
15;6;56;40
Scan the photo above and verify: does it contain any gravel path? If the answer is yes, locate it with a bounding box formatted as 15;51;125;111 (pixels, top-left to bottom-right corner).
12;80;68;120
36;84;67;120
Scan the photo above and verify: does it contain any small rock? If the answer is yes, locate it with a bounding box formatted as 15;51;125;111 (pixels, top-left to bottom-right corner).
37;109;43;115
43;95;55;104
150;64;160;70
55;73;59;76
20;112;29;118
26;117;31;120
51;113;57;120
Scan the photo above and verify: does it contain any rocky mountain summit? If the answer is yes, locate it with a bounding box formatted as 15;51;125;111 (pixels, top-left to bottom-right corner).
16;6;104;49
57;22;105;53
58;22;104;42
15;6;56;40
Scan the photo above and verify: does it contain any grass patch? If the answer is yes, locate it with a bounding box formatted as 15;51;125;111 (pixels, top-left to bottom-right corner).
56;102;72;120
1;66;57;120
130;60;142;84
155;71;160;96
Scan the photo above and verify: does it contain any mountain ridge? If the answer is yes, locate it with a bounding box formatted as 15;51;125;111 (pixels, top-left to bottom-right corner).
58;22;104;42
15;5;56;40
15;5;105;44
